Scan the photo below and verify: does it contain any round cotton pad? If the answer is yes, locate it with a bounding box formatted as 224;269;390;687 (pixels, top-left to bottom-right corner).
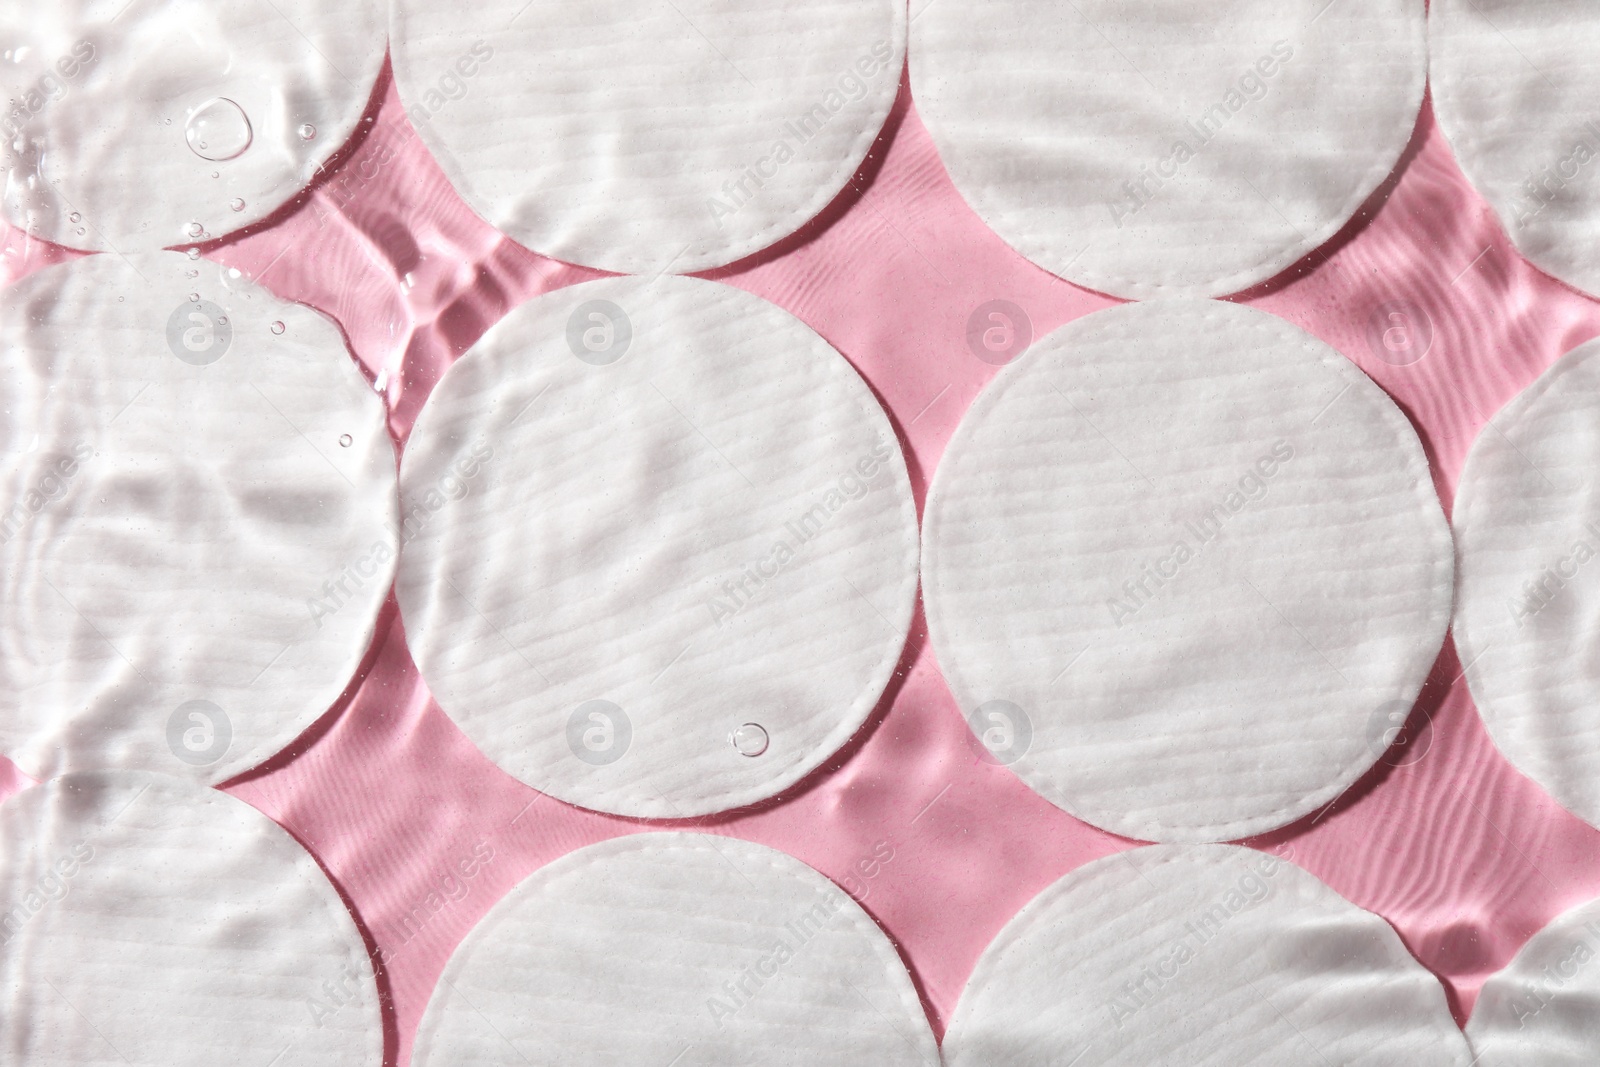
388;0;904;275
0;771;381;1065
412;832;938;1066
0;252;397;783
0;0;385;252
395;275;917;819
943;845;1471;1067
1453;341;1600;830
1467;893;1600;1065
921;299;1453;843
1432;0;1600;298
910;0;1425;299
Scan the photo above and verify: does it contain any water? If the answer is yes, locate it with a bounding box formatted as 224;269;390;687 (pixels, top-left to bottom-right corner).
185;98;253;162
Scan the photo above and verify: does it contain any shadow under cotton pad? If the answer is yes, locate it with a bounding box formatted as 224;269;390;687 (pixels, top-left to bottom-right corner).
411;832;938;1066
942;845;1471;1067
395;275;919;819
0;771;383;1066
920;299;1454;843
0;252;398;784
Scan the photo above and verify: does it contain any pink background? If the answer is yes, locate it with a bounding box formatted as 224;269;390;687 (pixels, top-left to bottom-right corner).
6;57;1600;1063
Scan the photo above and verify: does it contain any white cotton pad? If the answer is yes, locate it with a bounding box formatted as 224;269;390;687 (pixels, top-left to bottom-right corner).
0;0;385;252
1431;0;1600;299
943;845;1472;1067
412;832;938;1066
388;0;904;275
0;252;397;783
910;0;1425;300
0;771;382;1066
921;299;1453;843
1467;894;1600;1065
395;275;917;819
1453;341;1600;830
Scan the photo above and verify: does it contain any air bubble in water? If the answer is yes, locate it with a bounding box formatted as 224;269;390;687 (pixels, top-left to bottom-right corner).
269;321;285;335
298;123;316;141
338;434;352;447
188;293;199;302
229;198;244;212
67;212;79;223
185;98;252;161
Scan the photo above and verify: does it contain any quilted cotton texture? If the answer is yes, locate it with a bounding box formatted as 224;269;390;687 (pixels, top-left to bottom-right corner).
0;252;398;784
910;0;1425;300
412;832;938;1066
395;275;919;819
943;845;1472;1066
0;0;386;252
921;299;1454;843
1467;893;1600;1065
1432;0;1600;300
0;771;382;1066
389;0;905;275
1453;341;1600;831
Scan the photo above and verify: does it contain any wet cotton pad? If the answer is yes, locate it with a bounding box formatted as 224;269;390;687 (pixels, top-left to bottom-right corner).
0;771;382;1065
1467;893;1600;1065
0;0;386;252
1453;340;1600;831
0;252;397;783
388;0;904;275
412;832;938;1066
1432;0;1600;299
921;299;1453;843
942;844;1472;1067
396;275;918;819
910;0;1425;299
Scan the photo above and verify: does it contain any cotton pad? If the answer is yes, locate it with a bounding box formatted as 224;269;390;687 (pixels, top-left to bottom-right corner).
1467;893;1600;1065
921;299;1453;843
1453;341;1600;830
943;844;1471;1066
0;0;385;252
1431;0;1600;298
396;275;917;819
0;252;397;783
388;0;904;275
412;832;938;1066
0;771;382;1065
910;0;1425;299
